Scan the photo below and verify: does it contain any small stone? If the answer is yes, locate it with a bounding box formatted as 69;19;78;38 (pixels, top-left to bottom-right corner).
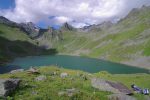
58;91;65;96
58;88;78;97
32;91;38;95
66;88;77;97
35;75;47;81
60;73;68;78
49;72;57;76
27;67;40;74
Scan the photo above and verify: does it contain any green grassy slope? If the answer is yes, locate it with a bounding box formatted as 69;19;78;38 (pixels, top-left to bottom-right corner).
52;6;150;68
0;24;57;64
0;66;149;100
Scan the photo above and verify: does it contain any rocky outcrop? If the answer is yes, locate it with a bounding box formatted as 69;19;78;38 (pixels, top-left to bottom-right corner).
19;22;39;38
82;21;113;32
0;16;39;38
91;78;133;95
0;16;19;27
46;27;63;40
0;79;21;97
61;22;75;31
0;16;63;41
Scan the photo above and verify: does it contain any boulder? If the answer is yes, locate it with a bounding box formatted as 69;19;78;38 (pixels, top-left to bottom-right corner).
10;69;24;74
91;78;133;95
0;79;21;97
108;94;136;100
60;73;68;78
35;75;47;81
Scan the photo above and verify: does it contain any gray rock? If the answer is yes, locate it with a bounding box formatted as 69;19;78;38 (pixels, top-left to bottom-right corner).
35;75;47;81
0;16;19;27
58;88;78;97
60;73;68;78
19;22;39;37
145;95;150;100
31;91;38;95
108;94;136;100
10;69;24;74
0;79;21;97
27;67;40;74
66;88;78;97
91;78;133;95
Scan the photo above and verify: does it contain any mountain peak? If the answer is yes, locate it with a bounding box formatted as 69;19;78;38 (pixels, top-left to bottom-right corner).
61;22;75;31
81;21;113;32
0;16;9;21
0;16;19;28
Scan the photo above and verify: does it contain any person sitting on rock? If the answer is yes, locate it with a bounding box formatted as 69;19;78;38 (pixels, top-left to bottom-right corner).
131;84;142;93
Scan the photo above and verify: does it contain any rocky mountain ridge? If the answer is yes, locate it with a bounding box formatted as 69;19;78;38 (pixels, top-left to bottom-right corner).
0;16;63;40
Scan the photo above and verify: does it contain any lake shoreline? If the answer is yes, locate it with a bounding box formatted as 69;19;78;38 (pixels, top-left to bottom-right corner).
0;54;149;74
3;55;149;74
59;53;150;71
1;52;149;70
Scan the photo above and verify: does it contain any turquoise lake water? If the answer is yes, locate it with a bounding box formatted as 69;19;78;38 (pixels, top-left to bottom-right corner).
0;55;149;74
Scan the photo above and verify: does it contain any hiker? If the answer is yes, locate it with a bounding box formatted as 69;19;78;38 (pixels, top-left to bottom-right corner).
131;84;149;95
131;84;142;93
142;89;149;95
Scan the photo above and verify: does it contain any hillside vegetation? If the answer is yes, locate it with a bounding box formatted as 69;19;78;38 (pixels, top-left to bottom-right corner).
52;6;150;69
0;24;57;64
0;6;150;100
0;66;150;100
0;6;150;69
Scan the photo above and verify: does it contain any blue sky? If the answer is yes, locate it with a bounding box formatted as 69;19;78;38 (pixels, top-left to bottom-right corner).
37;20;60;29
0;0;55;28
0;0;150;28
0;0;15;9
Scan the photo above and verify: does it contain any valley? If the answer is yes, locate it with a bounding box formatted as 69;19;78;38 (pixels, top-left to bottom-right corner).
1;6;150;69
0;2;150;100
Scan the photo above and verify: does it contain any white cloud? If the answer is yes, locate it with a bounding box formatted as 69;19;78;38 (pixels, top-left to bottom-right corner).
0;0;150;28
54;16;72;24
71;22;89;28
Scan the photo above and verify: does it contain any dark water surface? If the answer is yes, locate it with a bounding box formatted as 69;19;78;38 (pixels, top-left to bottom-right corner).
0;55;149;74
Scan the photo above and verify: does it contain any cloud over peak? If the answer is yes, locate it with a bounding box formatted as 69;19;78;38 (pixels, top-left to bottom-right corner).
0;0;150;28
